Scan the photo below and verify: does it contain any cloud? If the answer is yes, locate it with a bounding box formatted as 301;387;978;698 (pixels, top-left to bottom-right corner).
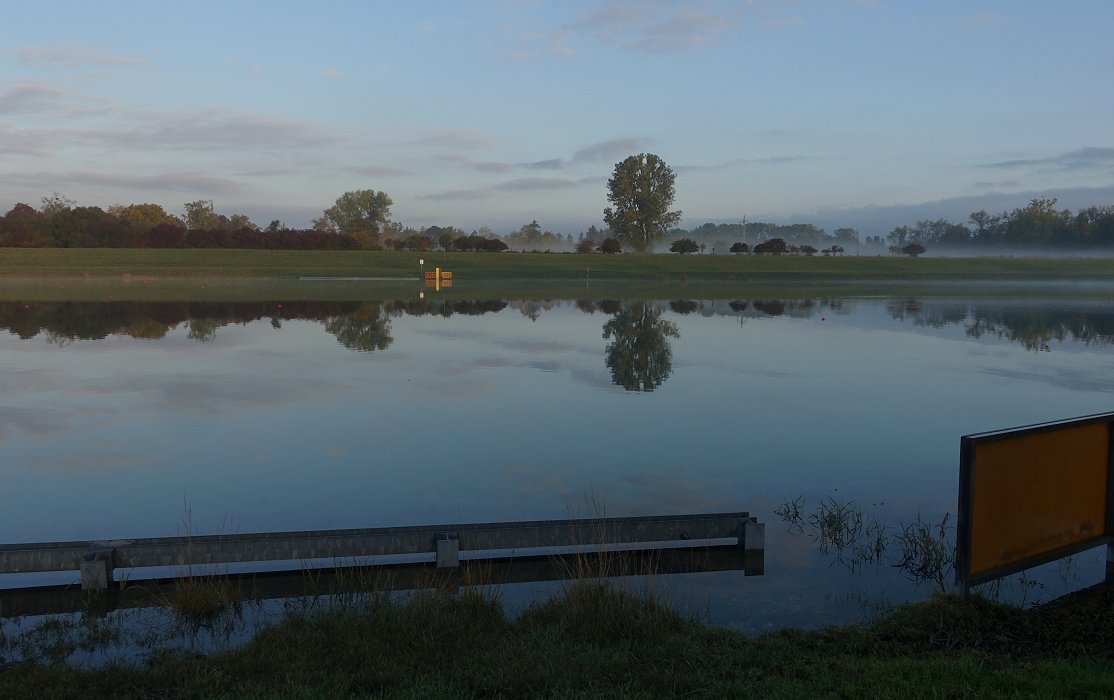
0;170;246;195
473;161;514;173
495;177;579;192
419;188;493;202
624;9;736;53
983;147;1114;172
322;68;342;78
117;111;341;151
0;83;66;114
0;89;343;155
0;127;51;156
536;2;735;57
341;165;411;177
524;158;565;170
410;129;497;150
19;46;151;68
573;138;646;162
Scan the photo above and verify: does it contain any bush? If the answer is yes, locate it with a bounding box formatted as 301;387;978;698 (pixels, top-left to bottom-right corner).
597;238;622;254
669;238;699;254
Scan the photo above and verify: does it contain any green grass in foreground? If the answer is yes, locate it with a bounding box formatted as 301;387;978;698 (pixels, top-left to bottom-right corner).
3;247;1114;282
3;582;1113;698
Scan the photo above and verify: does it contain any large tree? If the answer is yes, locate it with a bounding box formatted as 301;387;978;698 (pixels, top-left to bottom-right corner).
320;189;393;249
603;153;682;252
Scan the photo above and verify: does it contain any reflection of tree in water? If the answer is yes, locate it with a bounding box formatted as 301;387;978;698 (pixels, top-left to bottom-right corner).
324;302;393;352
887;299;1114;352
187;317;222;342
668;299;700;315
602;302;679;392
0;299;510;349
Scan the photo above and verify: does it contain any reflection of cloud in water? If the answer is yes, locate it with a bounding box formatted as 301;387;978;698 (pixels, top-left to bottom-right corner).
416;378;494;400
122;374;336;415
0;367;54;393
976;365;1114;393
0;407;71;443
526;360;560;372
433;355;511;372
505;462;734;517
26;450;162;474
325;446;346;458
495;339;578;354
567;366;615;390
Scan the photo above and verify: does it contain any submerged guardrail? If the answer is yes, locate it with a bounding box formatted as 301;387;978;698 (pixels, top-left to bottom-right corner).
0;512;764;593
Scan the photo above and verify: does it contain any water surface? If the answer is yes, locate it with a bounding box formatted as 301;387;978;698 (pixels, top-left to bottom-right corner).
3;291;1113;632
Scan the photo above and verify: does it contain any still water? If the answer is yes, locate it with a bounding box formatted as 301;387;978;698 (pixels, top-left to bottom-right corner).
2;290;1113;632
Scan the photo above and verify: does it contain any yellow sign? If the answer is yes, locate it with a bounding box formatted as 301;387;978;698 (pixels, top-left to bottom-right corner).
422;268;454;291
958;414;1113;592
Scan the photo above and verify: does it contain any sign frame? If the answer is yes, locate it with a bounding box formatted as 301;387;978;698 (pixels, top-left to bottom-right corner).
956;411;1114;595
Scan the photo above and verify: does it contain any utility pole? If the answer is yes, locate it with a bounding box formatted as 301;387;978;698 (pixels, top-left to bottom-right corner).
742;215;747;246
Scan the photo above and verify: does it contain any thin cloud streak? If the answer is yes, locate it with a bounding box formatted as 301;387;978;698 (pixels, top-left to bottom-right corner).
19;46;151;68
983;147;1114;172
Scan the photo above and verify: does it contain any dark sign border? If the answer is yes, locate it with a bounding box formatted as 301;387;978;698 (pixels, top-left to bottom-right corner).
956;411;1114;595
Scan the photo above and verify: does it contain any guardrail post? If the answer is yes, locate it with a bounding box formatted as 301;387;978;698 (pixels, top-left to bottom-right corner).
80;549;114;591
739;518;765;575
435;532;459;569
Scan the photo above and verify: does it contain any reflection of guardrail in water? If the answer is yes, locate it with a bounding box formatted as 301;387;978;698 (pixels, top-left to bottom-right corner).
0;512;764;593
0;546;762;619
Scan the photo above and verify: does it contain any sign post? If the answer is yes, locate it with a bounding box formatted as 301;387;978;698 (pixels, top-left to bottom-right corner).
956;412;1114;596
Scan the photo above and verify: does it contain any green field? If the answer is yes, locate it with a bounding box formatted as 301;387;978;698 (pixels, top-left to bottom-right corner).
3;248;1114;281
2;249;1113;303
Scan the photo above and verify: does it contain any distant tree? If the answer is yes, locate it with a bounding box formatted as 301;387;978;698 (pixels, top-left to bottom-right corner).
597;237;622;254
40;193;76;216
728;242;749;254
265;219;284;233
579;224;609;243
753;238;787;255
0;203;50;246
320;189;393;248
109;203;180;230
603;153;682;252
799;244;818;256
834;227;859;245
669;238;699;254
902;242;926;257
182;200;222;230
887;225;914;246
576;239;595;254
228;213;258;230
46;206;124;247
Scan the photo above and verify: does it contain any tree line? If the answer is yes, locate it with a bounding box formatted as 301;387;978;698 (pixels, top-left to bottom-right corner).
3;157;1111;252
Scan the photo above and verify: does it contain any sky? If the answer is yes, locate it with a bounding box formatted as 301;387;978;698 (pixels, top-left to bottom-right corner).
1;0;1113;237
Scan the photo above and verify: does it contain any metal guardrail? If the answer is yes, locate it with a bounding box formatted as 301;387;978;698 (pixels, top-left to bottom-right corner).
0;545;763;619
0;512;764;591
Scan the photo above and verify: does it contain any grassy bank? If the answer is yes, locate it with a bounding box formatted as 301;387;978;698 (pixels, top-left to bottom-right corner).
3;249;1114;303
3;248;1114;282
3;582;1112;698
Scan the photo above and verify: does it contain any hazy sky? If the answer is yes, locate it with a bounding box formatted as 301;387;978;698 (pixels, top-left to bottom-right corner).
2;1;1112;236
